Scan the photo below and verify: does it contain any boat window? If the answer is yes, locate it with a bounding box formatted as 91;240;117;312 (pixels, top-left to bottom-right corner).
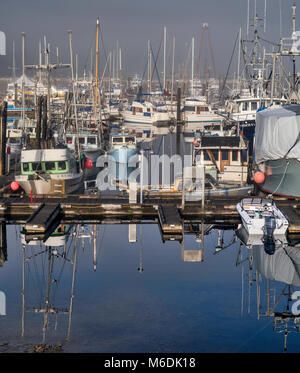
45;162;56;171
242;102;248;111
79;137;85;144
58;161;67;171
183;106;195;112
241;150;248;163
9;138;21;144
22;163;30;172
112;137;123;143
32;162;43;171
232;150;239;161
251;102;257;111
204;150;219;161
125;137;135;143
66;137;73;144
87;137;96;145
221;151;229;161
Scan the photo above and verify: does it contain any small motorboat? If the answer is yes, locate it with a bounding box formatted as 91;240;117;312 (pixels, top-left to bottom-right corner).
236;198;289;255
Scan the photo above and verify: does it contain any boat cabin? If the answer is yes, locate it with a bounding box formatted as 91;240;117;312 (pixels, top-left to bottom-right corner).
66;133;101;150
193;135;249;184
20;149;79;175
110;134;137;149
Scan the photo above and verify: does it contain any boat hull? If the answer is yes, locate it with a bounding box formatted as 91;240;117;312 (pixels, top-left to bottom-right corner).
258;158;300;198
83;149;104;180
16;173;84;195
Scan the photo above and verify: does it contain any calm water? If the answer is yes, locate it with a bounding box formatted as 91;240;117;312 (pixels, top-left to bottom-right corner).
0;223;299;353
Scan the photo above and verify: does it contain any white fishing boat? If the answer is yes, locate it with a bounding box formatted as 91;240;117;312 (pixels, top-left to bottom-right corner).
14;147;84;195
66;131;104;180
236;198;289;236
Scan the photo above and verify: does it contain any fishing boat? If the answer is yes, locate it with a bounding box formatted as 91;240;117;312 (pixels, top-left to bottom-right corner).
21;224;72;246
192;132;249;185
253;104;300;198
14;147;84;195
66;131;104;180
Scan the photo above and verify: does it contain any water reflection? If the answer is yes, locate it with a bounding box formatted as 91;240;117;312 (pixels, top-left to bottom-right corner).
236;226;300;351
0;222;300;352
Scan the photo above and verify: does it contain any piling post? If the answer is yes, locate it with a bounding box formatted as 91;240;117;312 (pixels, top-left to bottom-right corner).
0;223;7;267
0;102;7;176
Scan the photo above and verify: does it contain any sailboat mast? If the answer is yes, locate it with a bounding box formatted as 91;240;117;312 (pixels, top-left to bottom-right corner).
163;26;166;92
191;36;194;96
95;18;99;118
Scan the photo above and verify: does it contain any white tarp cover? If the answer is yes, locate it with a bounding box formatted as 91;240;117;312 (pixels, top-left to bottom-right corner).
253;245;300;286
254;105;300;164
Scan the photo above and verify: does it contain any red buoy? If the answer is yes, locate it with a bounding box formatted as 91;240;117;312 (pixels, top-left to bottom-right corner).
253;171;265;184
193;138;200;147
10;181;20;191
84;158;93;169
6;146;10;155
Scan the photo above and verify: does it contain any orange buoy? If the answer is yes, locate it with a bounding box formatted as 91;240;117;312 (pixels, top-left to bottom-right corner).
253;171;265;184
10;181;20;191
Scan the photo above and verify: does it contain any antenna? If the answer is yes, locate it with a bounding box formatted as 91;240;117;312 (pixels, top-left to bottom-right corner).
292;2;296;35
264;0;267;34
279;0;282;39
247;0;250;36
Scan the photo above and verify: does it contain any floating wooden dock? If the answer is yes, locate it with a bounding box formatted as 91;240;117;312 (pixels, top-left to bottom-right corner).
23;203;62;242
0;193;300;241
157;205;183;236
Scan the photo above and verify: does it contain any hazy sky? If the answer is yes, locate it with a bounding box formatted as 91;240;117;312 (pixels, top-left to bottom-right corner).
0;0;299;79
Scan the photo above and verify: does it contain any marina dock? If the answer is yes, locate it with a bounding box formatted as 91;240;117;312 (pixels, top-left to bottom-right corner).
1;192;300;243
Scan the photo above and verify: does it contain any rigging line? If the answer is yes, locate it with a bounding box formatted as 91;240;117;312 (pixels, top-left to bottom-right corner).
151;34;164;83
267;160;289;198
51;241;73;304
257;36;280;47
30;245;45;304
220;30;240;102
82;23;97;74
99;22;110;74
150;43;164;98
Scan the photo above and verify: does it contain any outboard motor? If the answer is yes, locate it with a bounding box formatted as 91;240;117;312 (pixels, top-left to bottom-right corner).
263;216;276;255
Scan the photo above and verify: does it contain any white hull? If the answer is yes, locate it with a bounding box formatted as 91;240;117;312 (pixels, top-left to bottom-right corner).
16;173;83;195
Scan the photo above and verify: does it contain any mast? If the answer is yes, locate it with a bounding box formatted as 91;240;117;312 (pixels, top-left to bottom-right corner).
95;18;100;118
171;36;175;113
68;30;81;167
21;32;25;123
119;47;122;99
191;36;194;96
163;26;167;92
